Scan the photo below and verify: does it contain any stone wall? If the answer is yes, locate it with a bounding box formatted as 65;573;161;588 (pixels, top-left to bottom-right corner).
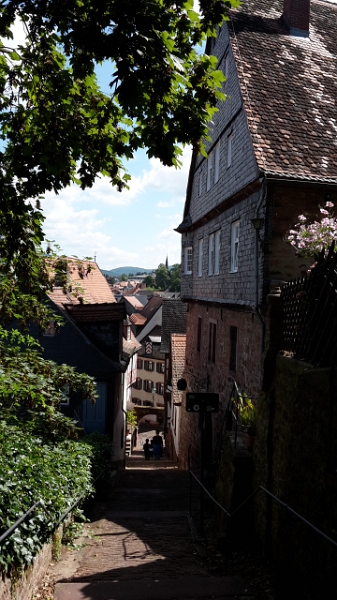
254;352;337;599
0;525;64;600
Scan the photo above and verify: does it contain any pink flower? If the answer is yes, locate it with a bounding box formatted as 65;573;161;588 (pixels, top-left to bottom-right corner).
325;201;334;208
298;215;307;222
320;208;329;215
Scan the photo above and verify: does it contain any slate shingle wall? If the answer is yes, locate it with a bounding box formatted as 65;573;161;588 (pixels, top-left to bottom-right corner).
190;21;259;225
181;189;265;306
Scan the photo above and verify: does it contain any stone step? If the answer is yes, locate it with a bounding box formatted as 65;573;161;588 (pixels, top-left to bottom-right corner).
54;575;250;600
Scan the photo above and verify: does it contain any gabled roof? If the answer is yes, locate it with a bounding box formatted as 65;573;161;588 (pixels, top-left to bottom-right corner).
123;331;142;360
161;298;187;354
229;0;337;181
129;313;147;326
141;295;163;320
66;303;125;322
48;260;116;308
123;295;145;311
171;334;186;405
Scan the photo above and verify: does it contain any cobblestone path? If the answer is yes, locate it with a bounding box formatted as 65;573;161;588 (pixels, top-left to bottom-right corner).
53;445;250;600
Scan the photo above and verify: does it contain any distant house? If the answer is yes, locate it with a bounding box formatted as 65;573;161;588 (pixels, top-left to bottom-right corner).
131;296;165;420
176;0;337;467
160;298;188;461
32;259;140;466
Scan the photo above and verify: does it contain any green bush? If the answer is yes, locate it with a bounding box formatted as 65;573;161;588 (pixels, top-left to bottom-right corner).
0;421;96;572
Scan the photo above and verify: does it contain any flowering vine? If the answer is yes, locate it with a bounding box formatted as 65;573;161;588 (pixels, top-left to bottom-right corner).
287;201;337;258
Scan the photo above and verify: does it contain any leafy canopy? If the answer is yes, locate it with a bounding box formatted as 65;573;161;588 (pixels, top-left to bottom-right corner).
0;0;237;285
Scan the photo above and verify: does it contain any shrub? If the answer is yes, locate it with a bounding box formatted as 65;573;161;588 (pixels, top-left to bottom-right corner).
0;421;96;572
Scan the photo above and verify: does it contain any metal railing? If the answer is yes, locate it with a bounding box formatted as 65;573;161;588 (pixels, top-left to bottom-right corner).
0;470;103;546
189;470;337;549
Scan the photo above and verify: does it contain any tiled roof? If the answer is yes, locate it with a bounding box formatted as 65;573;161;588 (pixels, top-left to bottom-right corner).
129;313;147;326
124;296;145;310
48;260;116;308
171;334;186;405
123;331;142;359
229;0;337;180
161;299;188;354
141;295;163;320
66;303;125;322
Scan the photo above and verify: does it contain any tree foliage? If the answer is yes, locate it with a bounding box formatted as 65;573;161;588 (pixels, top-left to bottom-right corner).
0;0;237;291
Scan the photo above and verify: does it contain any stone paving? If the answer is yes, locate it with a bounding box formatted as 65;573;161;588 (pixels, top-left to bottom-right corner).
52;440;251;600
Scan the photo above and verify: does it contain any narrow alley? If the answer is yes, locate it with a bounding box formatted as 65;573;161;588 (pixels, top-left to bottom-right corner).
49;434;251;600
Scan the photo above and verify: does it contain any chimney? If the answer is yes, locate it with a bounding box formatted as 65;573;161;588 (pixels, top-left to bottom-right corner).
283;0;310;37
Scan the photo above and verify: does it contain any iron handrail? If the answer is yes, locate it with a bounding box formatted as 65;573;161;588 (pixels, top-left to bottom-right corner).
0;500;51;544
0;470;104;545
189;471;337;550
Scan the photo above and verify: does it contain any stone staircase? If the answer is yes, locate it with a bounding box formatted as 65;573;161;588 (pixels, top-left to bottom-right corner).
53;448;251;600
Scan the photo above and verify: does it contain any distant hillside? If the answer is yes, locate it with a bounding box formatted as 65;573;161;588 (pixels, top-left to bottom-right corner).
101;266;154;277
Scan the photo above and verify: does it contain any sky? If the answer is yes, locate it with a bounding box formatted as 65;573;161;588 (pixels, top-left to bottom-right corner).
11;13;193;273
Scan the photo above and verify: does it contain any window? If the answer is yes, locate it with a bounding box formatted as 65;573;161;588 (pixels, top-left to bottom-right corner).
156;382;164;395
60;384;70;406
208;321;217;363
214;139;221;183
229;326;238;372
198;239;203;277
144;380;154;393
198;169;203;196
134;378;142;390
208;233;214;275
206;150;213;191
230;220;240;272
214;230;221;275
227;133;232;167
43;320;56;337
197;317;202;352
156;362;165;373
144;360;154;371
184;246;192;274
137;359;143;369
224;52;229;82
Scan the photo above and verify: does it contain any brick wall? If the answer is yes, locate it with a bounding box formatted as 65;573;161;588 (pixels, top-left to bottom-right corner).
179;301;262;469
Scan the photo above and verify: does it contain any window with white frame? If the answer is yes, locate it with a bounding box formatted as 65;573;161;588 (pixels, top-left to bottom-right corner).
224;52;229;82
214;230;221;275
184;246;192;274
227;133;232;167
198;238;203;277
230;220;240;272
208;233;214;275
214;139;221;183
198;169;203;196
206;150;213;191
